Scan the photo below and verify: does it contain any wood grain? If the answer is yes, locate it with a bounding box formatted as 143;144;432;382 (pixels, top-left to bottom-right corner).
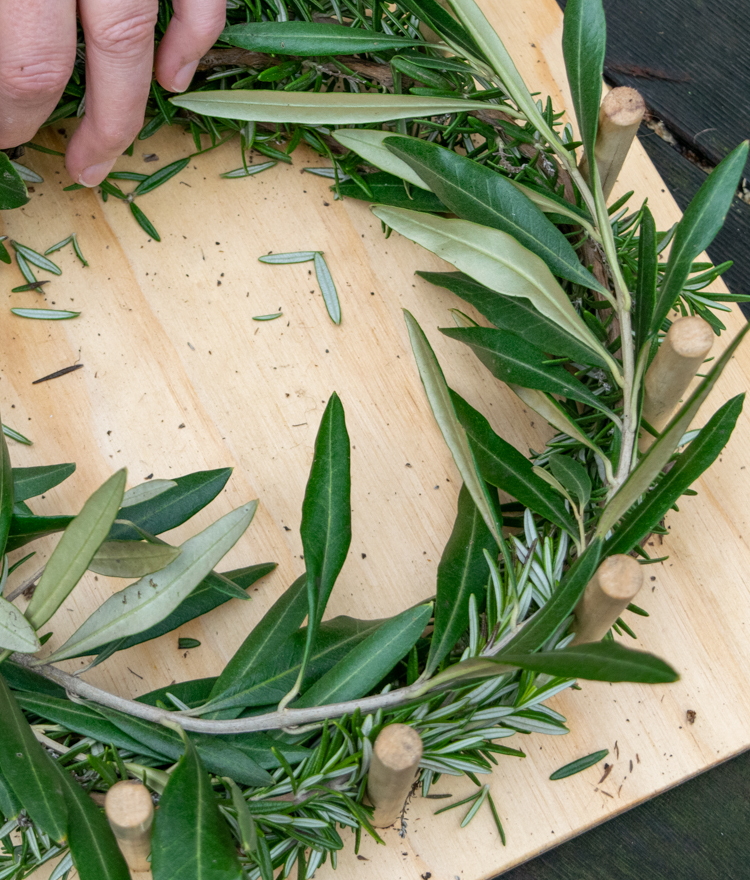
4;1;750;878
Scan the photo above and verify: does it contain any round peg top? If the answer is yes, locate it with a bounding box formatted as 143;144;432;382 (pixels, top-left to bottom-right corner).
373;723;423;771
105;780;154;836
601;86;646;128
596;554;644;601
667;315;715;360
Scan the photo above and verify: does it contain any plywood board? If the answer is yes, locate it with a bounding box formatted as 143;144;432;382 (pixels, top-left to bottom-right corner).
2;1;749;878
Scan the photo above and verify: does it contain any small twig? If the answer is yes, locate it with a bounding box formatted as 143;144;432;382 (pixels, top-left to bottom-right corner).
6;565;45;602
12;653;427;734
32;363;84;385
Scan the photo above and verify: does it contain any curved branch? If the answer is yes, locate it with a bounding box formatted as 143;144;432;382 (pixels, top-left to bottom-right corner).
12;654;426;734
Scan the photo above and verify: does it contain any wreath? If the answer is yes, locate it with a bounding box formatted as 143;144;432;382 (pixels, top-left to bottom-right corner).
0;0;747;878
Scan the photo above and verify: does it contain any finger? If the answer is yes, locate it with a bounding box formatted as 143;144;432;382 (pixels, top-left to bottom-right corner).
0;0;77;148
65;0;158;186
154;0;226;93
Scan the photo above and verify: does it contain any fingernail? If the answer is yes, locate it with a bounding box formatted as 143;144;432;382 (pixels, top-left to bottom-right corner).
78;160;116;188
172;61;198;93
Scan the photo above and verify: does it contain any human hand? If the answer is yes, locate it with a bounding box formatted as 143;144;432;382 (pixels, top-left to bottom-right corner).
0;0;226;187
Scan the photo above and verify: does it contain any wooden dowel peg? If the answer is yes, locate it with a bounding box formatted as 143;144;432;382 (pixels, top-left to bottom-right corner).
105;780;154;874
572;554;643;645
640;315;714;451
367;723;423;828
580;87;646;200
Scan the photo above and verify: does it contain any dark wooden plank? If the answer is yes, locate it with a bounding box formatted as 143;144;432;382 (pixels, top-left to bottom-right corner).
600;0;750;176
499;747;750;879
637;123;750;313
559;0;750;174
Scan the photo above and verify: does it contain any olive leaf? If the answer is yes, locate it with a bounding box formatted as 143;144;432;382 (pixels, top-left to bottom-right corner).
0;674;67;842
53;762;131;880
385;135;609;294
43;500;258;662
295;602;432;707
333;130;431;190
0;766;20;819
0;152;29;209
376;207;619;376
548;455;592;510
120;478;177;508
193;616;384;715
88;540;181;578
83;563;275;661
221;20;423;55
418;271;609;369
6;513;74;553
605;395;744;555
12;463;76;503
450;390;578;536
292;393;351;698
562;0;606;169
426;637;674;691
109;467;232;541
425;484;496;676
26;469;127;630
0;593;40;653
208;575;308;712
442;327;617;417
337;172;446;212
633;204;658;353
597;322;750;537
498;642;679;684
0;415;12;558
508;384;608;460
14;692;166;759
508;179;597;237
150;736;244;880
98;711;273;787
446;0;559;145
171;90;517;125
404;311;502;544
651;140;749;334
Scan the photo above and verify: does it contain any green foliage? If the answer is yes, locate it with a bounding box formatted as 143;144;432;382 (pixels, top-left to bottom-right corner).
550;748;608;780
53;762;130;880
651;141;749;335
385;135;607;293
45;500;258;662
562;0;606;169
605;395;744;555
426;484;497;675
1;0;746;870
151;736;244;880
0;153;29;210
26;470;126;630
0;676;66;842
222;20;424;54
419;271;610;368
295;393;351;697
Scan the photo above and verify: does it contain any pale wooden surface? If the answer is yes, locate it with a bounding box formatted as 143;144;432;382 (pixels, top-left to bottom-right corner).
2;1;749;878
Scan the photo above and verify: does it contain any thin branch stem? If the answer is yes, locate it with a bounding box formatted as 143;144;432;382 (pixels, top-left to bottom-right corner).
6;565;45;603
12;654;427;734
